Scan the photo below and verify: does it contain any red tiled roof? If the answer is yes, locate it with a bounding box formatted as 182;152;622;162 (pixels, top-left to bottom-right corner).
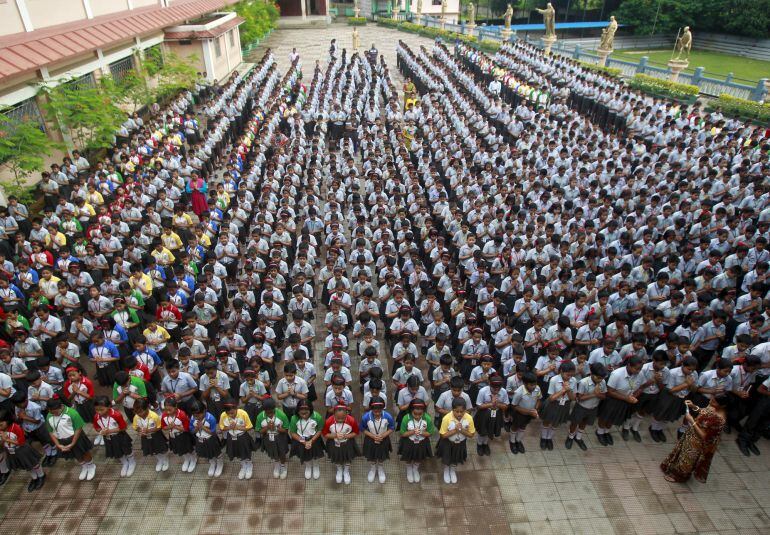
164;16;245;40
0;0;239;83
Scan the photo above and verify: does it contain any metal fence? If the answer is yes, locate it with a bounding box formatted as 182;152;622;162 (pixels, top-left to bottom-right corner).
109;56;135;83
1;96;46;132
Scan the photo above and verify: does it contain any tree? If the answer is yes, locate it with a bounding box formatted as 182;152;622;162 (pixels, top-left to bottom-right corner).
39;78;125;151
154;51;199;101
227;0;279;46
0;112;60;203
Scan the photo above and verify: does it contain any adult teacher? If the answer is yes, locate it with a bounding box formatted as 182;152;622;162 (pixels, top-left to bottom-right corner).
660;396;727;483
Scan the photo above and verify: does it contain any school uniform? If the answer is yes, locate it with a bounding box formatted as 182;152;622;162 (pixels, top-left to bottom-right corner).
598;367;642;426
323;414;361;463
361;410;395;461
694;370;733;408
436;413;475;465
467;366;494;405
395;387;429;427
220;409;255;461
474;386;509;437
289;412;326;462
134;411;168;456
654;367;698;422
633;363;667;414
199;371;230;419
570;377;606;426
510;385;542;429
161;409;194;456
397;413;434;462
540;375;578;425
2;422;41;471
256;410;290;460
46;407;92;459
64;378;95;424
239;380;268;424
190;412;222;460
94;409;133;459
434;391;473;426
275;377;309;418
295;362;317;403
534;355;562;395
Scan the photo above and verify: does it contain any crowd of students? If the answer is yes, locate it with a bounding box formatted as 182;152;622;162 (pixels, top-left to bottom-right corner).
0;33;769;494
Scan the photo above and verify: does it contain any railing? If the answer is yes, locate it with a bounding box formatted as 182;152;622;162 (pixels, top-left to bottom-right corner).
377;15;769;101
241;29;274;59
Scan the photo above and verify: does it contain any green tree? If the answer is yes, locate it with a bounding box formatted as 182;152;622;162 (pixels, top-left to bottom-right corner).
719;0;770;39
154;51;199;101
39;78;125;151
228;1;279;46
0;113;60;203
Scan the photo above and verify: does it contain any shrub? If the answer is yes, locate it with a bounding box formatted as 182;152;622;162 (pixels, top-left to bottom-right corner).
347;17;367;25
629;74;700;100
228;0;279;46
708;94;770;124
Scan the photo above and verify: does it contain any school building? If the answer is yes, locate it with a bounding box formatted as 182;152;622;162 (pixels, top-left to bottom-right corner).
0;0;244;140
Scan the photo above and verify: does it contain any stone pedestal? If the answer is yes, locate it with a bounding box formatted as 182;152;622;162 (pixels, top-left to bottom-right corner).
667;58;689;83
465;23;476;36
596;47;612;67
392;7;400;20
541;35;556;55
440;17;446;30
354;8;360;17
501;28;513;41
415;14;422;25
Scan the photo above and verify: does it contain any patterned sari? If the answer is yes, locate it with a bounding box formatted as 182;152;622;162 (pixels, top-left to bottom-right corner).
660;406;725;483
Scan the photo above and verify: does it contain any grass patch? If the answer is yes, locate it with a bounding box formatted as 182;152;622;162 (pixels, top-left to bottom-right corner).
603;49;770;83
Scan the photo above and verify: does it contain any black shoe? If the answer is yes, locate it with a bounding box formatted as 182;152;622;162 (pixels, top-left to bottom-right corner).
575;438;588;451
47;455;57;467
34;475;45;490
485;444;492;456
539;438;546;450
747;442;760;456
27;479;37;492
649;426;660;443
547;439;554;450
595;431;607;446
631;430;642;443
737;439;751;457
517;442;526;453
724;424;732;435
0;472;9;486
510;441;518;454
477;444;484;456
658;431;667;443
677;430;684;441
565;437;574;449
605;433;614;445
41;456;50;467
621;429;630;441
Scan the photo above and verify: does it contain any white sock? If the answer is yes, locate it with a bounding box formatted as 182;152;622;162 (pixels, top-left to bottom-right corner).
540;426;549;439
516;430;525;442
34;466;44;478
509;432;517;443
597;427;606;435
575;430;583;440
0;456;9;473
651;419;664;431
631;416;642;432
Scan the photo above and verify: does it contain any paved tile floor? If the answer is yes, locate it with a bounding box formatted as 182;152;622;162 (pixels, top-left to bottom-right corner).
1;24;769;535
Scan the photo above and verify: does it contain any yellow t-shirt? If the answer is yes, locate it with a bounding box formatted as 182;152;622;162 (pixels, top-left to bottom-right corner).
439;412;475;442
132;411;162;432
218;409;253;436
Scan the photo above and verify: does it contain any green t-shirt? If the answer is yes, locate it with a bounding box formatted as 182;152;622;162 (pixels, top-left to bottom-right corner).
256;409;290;432
46;406;85;439
113;375;148;401
288;411;324;438
399;413;435;435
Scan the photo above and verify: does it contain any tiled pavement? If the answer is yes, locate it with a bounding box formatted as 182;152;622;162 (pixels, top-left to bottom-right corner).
1;24;770;535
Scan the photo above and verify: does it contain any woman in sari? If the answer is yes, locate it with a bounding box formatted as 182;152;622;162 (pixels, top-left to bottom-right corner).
186;173;208;217
660;396;727;483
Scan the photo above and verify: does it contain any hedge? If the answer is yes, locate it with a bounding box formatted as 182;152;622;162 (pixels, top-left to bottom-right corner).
708;94;770;124
347;17;367;25
628;74;700;101
578;61;623;79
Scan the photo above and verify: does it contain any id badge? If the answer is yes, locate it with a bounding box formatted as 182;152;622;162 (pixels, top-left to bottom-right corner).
559;396;568;406
472;359;478;366
268;431;276;442
490;409;497;418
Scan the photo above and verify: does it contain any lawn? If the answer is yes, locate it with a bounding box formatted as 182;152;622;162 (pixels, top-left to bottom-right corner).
600;49;770;84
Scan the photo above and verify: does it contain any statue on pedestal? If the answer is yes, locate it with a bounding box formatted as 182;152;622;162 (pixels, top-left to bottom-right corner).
674;26;693;59
504;4;513;30
599;15;618;51
352;27;360;51
536;2;556;39
441;0;448;19
468;2;475;26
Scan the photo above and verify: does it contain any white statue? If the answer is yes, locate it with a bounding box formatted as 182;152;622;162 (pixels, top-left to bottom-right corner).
504;4;513;30
416;0;422;15
352;27;360;51
468;3;476;26
674;26;693;59
441;0;448;18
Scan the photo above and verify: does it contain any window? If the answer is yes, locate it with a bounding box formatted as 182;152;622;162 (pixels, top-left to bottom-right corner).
214;37;222;58
0;97;46;136
109;56;134;83
229;30;235;48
